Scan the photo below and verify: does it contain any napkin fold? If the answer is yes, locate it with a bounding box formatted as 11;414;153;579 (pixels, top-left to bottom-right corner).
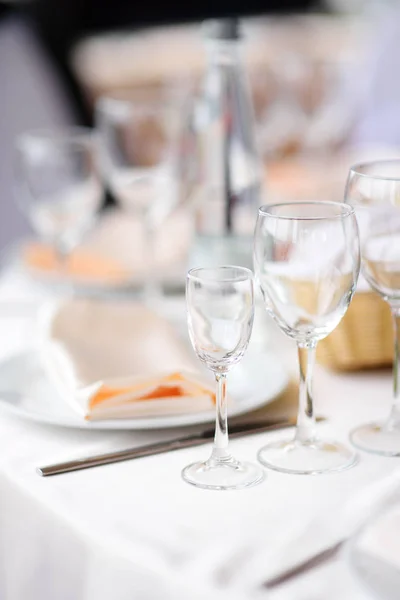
41;299;214;420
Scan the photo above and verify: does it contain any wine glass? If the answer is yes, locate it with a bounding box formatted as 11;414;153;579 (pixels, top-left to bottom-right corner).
182;266;265;490
254;201;360;474
14;127;102;275
346;160;400;455
96;92;180;302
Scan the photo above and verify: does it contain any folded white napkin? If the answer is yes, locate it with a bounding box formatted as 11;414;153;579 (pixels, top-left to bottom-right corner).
40;299;215;420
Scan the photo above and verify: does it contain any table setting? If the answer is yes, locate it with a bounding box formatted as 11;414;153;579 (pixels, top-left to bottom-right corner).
2;14;400;600
2;134;400;600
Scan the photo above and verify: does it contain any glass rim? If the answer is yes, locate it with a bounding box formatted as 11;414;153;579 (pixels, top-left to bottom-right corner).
15;126;95;151
187;265;254;284
349;159;400;182
258;201;355;221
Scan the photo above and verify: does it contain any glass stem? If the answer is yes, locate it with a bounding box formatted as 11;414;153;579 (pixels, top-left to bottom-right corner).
295;341;317;444
143;222;161;305
55;243;68;275
211;372;231;461
55;243;73;297
387;307;400;430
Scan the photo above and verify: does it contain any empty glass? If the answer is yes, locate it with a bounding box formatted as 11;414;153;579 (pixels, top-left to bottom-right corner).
254;202;360;474
183;266;265;490
14;128;102;273
346;160;400;455
96;92;180;301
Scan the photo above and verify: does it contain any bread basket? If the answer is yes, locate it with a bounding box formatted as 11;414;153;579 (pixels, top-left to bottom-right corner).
317;288;393;371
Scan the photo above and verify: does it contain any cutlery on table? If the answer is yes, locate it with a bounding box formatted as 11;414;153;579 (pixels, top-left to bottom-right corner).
263;538;345;589
37;416;325;477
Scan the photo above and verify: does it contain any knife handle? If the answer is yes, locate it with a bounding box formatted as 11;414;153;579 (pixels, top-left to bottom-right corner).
37;435;205;477
37;418;298;477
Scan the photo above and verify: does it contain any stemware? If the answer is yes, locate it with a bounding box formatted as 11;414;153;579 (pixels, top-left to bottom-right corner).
254;201;360;474
346;160;400;455
182;266;265;490
96;91;181;301
14;127;102;275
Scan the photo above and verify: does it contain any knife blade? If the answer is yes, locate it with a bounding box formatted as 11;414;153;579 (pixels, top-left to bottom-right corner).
262;538;345;589
38;416;325;477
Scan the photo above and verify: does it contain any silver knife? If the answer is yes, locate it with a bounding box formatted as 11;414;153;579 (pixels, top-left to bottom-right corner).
262;538;345;589
38;417;319;477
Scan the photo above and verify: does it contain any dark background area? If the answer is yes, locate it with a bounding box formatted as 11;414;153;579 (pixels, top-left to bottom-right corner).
27;0;319;34
1;0;320;128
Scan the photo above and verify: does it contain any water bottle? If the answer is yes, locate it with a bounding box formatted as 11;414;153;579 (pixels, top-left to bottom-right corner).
188;18;263;269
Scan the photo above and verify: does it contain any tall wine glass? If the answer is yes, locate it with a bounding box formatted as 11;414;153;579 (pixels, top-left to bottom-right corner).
96;92;180;302
14;128;102;274
346;160;400;455
254;202;360;474
183;266;265;490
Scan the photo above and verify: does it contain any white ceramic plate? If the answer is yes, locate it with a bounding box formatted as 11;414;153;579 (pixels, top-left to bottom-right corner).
0;347;288;430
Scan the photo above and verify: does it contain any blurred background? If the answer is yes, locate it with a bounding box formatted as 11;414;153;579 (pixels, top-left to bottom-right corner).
2;0;400;264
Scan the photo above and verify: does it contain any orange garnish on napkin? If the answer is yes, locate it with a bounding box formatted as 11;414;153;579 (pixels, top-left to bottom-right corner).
89;372;216;410
23;243;131;284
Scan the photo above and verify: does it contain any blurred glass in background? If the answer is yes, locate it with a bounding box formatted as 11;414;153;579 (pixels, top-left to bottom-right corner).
15;128;102;273
2;0;400;283
67;5;400;213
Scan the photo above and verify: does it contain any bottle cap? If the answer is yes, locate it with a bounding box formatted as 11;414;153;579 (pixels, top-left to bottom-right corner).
203;18;241;41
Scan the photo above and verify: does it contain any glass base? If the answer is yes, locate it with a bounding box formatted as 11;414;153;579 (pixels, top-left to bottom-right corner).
181;456;265;490
350;422;400;456
257;437;358;475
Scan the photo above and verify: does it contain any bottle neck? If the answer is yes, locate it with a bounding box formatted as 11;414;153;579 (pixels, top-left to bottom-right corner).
204;39;242;67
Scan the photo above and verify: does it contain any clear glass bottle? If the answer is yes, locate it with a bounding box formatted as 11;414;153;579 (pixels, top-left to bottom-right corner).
188;18;262;270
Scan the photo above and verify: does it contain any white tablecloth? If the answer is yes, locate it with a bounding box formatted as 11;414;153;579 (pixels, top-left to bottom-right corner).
0;270;397;600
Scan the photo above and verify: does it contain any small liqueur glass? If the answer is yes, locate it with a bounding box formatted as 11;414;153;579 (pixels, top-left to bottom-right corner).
182;266;265;490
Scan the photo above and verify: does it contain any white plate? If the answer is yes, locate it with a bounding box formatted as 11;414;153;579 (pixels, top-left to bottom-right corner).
0;347;288;430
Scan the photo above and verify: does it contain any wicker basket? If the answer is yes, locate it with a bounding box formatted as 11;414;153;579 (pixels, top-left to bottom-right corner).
317;291;393;371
